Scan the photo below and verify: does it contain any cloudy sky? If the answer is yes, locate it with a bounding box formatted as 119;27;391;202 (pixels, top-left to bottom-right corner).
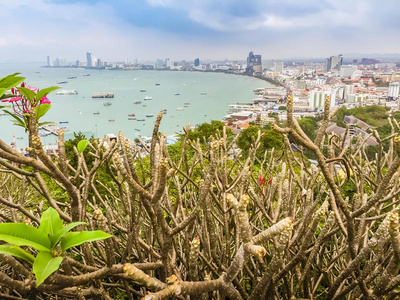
0;0;399;63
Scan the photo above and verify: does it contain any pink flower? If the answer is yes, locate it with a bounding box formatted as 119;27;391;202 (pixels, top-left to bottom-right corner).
40;96;48;101
1;99;9;102
258;176;266;186
40;100;51;104
9;97;21;102
26;85;37;91
268;178;273;183
21;82;25;88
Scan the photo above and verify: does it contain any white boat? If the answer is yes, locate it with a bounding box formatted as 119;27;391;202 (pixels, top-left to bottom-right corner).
109;118;115;122
176;107;184;111
103;102;112;106
144;96;153;100
134;101;142;104
93;111;100;115
146;114;154;117
200;92;207;95
174;92;181;95
56;90;78;95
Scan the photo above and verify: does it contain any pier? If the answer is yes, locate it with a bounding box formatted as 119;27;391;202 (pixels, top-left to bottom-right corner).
39;125;60;136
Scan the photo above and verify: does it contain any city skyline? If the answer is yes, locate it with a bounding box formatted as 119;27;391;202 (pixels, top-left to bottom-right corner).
1;0;400;63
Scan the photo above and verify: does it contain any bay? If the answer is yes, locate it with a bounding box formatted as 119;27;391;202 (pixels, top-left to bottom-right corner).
0;63;271;149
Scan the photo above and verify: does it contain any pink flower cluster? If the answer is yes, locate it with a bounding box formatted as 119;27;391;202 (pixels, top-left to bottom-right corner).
1;82;51;116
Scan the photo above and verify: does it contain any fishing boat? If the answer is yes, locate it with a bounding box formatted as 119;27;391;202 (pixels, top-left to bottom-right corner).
174;92;181;95
83;74;90;76
144;96;152;100
137;119;145;121
146;114;154;118
57;81;68;84
93;93;114;98
109;118;115;122
200;91;207;95
16;136;24;140
135;129;141;131
128;117;136;120
128;114;135;117
67;76;77;79
59;121;69;124
134;101;142;104
176;107;184;111
93;111;100;115
184;102;191;105
103;102;112;106
140;89;146;92
162;109;167;114
155;83;160;86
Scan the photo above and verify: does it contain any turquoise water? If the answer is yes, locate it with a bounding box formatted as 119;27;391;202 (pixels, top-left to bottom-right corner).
0;63;270;148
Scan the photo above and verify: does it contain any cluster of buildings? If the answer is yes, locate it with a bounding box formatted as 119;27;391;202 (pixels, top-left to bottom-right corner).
223;53;400;142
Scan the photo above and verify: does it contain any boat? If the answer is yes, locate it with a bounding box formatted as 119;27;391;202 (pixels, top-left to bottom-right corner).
128;117;136;120
67;76;76;79
128;114;135;117
92;93;114;98
200;92;207;95
59;121;69;124
140;89;146;92
143;104;147;107
56;90;78;95
57;81;68;84
146;114;154;118
175;92;181;95
134;101;142;104
144;96;152;100
137;119;145;121
60;126;69;131
162;109;167;114
38;132;49;137
93;111;100;115
184;102;190;105
155;83;160;86
135;129;141;131
103;102;112;106
176;107;184;111
109;118;115;122
16;136;23;140
184;105;189;108
83;74;90;76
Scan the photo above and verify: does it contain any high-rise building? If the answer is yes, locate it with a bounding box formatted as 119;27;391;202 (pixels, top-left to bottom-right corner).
340;65;358;78
389;82;400;99
86;52;94;68
274;61;284;74
326;54;343;72
165;58;171;68
194;58;200;67
246;51;262;75
308;90;336;110
47;56;52;67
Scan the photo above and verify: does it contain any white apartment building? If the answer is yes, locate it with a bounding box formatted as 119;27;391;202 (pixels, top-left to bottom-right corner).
308;90;336;110
340;65;358;78
389;82;400;99
346;93;369;106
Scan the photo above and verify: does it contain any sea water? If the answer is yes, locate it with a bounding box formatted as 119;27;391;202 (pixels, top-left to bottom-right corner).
0;63;271;149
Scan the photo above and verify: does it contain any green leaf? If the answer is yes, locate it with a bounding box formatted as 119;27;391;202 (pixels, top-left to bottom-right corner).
50;222;86;249
61;230;112;251
35;86;60;102
77;140;89;153
39;208;64;240
16;87;36;101
0;245;35;264
3;110;27;129
0;74;25;97
35;104;51;120
32;251;63;286
0;223;51;251
38;121;56;126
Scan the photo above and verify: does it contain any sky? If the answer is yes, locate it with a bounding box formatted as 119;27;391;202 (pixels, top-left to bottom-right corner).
0;0;400;63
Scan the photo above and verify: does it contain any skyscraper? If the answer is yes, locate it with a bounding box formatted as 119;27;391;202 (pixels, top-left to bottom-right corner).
86;52;94;68
246;52;262;75
194;58;200;67
47;56;52;67
326;54;343;72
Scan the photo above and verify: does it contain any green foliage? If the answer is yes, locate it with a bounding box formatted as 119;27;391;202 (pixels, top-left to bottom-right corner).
237;125;283;157
298;117;319;141
64;132;96;169
0;207;112;286
188;120;233;142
